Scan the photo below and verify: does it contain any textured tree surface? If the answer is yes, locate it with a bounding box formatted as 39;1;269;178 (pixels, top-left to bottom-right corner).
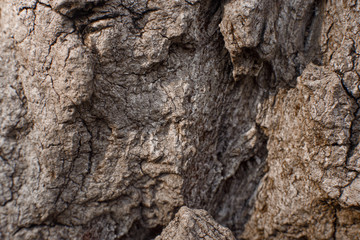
155;206;235;240
0;0;359;239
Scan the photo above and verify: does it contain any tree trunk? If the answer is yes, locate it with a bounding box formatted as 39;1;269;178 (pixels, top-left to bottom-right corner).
0;0;359;239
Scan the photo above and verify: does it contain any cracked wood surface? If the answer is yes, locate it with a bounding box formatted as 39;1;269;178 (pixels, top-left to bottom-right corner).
1;0;360;239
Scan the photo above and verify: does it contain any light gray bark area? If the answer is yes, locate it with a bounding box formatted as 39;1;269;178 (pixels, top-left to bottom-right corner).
155;206;235;240
0;0;360;240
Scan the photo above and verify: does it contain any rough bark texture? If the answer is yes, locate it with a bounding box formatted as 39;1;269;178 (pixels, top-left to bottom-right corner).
0;0;359;239
155;206;235;240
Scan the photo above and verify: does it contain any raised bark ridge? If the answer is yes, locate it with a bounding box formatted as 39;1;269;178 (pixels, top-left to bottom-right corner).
0;0;359;239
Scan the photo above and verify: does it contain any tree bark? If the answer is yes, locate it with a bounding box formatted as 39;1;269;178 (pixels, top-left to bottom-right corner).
0;0;359;239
